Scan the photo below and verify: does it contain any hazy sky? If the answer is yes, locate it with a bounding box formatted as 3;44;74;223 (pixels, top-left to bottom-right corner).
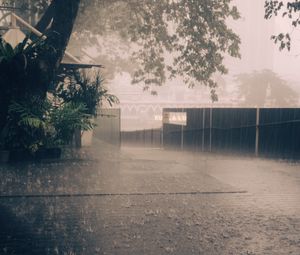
232;0;300;81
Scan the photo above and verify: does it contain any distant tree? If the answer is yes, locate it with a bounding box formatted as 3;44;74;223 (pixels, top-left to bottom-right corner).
236;70;298;107
264;0;300;51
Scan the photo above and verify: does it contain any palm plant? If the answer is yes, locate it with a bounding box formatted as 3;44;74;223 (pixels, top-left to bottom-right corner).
5;96;52;152
0;38;118;155
0;35;57;139
50;102;94;145
56;70;119;117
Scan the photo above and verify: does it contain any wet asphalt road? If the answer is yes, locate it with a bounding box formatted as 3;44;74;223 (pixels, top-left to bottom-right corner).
0;140;299;254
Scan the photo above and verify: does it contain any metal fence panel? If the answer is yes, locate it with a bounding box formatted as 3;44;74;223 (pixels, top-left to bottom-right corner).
259;108;300;159
93;108;121;146
162;107;300;159
211;108;256;154
121;129;162;147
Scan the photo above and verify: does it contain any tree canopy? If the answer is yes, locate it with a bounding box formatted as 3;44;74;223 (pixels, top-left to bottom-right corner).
265;0;300;51
76;0;241;100
2;0;241;100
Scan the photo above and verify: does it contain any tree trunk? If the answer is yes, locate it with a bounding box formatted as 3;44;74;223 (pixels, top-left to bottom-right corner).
0;0;81;132
34;1;56;33
32;0;81;97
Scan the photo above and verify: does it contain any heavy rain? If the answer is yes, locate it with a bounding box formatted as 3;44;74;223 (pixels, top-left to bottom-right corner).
0;0;300;254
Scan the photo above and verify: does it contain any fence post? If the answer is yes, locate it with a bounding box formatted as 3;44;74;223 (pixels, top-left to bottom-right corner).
118;109;121;147
161;110;164;148
202;108;205;151
181;108;184;150
209;108;212;152
151;128;154;146
160;126;164;148
255;108;260;156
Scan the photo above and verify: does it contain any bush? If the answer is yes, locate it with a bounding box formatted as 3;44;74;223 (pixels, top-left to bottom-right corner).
2;96;94;153
55;69;119;116
50;102;94;145
5;96;51;152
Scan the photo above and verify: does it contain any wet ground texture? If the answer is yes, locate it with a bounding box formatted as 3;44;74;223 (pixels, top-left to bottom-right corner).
0;140;300;255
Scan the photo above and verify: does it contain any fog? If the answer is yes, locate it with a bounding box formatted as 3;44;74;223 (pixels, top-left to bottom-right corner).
73;0;300;131
1;2;300;254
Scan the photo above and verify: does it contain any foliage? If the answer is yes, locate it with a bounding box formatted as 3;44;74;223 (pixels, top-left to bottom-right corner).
0;39;118;153
0;35;31;79
0;33;54;64
236;70;298;107
4;96;52;152
55;70;119;116
6;0;241;100
1;95;94;152
0;0;80;108
0;0;48;16
50;102;94;145
0;34;60;145
265;0;300;51
75;0;241;100
0;33;59;102
0;1;97;154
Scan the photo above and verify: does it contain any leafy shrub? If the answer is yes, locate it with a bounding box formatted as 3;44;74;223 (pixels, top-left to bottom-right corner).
50;102;94;145
4;96;51;152
2;96;94;153
0;39;118;153
55;70;119;116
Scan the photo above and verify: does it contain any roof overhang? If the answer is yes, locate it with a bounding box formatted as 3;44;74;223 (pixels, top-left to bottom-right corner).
60;63;103;69
1;12;102;69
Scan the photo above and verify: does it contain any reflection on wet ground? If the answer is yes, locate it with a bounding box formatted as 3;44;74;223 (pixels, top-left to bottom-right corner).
0;140;299;254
